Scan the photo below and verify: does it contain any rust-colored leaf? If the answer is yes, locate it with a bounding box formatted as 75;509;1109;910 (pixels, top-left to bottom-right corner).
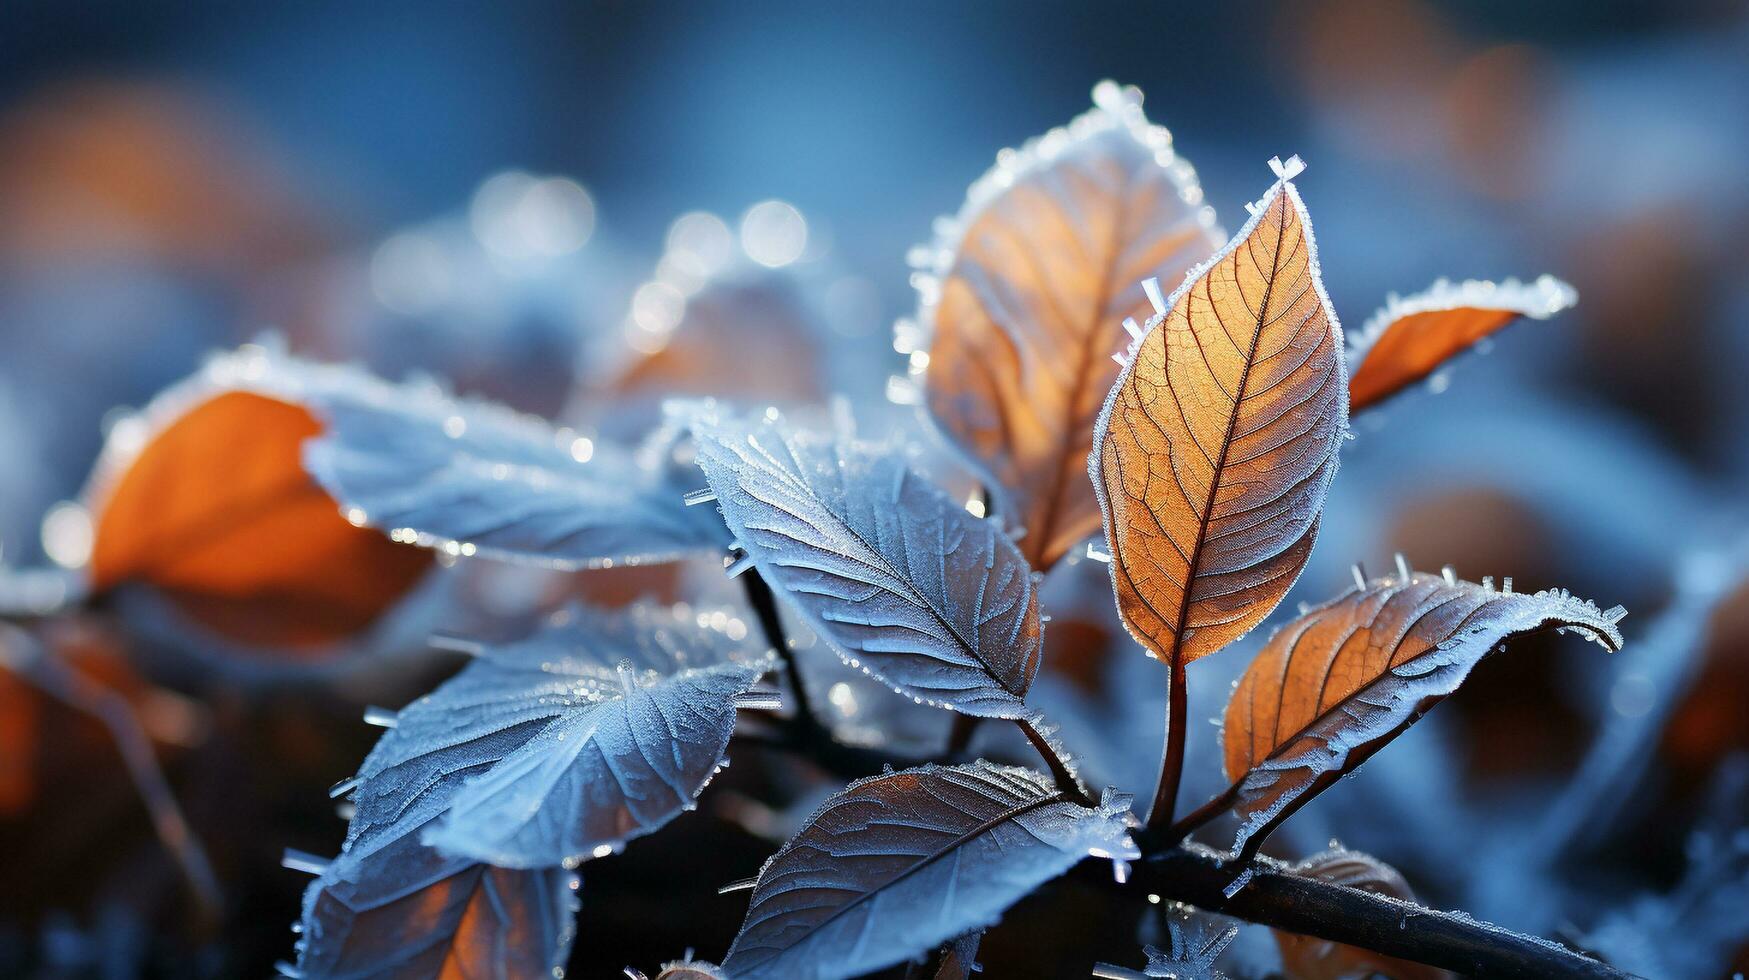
1347;274;1576;412
1090;158;1346;669
915;81;1222;571
1220;566;1623;854
1274;848;1452;980
85;353;431;648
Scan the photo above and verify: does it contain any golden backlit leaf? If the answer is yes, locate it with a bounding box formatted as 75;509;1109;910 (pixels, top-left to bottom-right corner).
85;351;431;649
915;81;1222;571
1273;848;1452;980
1090;159;1345;668
1221;567;1623;854
1347;274;1576;412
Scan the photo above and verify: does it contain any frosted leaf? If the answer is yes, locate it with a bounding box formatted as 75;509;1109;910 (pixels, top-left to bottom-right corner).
291;827;578;979
1346;274;1577;412
1089;162;1346;669
1220;569;1623;856
913;80;1222;572
690;407;1043;718
302;362;729;570
343;602;769;869
721;762;1136;980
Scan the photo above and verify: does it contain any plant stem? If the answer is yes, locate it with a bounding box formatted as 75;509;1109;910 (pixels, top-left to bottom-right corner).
946;714;980;754
740;570;817;731
1125;844;1628;980
1163;783;1239;845
0;622;223;923
1146;657;1187;832
1015;716;1093;807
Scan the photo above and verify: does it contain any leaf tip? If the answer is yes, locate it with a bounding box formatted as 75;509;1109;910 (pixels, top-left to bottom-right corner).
1268;154;1307;181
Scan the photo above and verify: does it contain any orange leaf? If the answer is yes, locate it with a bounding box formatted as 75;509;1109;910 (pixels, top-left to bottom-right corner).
1347;275;1576;412
1220;565;1622;854
915;81;1222;571
1273;848;1453;980
1091;157;1346;669
84;350;431;649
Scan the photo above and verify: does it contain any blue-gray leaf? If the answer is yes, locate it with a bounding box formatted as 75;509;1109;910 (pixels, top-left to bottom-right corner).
292;828;578;980
721;761;1136;980
690;408;1042;718
346;602;769;869
302;367;729;569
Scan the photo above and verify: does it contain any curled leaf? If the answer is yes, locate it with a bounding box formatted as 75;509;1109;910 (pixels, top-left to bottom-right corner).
1220;568;1623;854
720;761;1135;980
1273;848;1451;980
690;408;1042;718
305;371;728;570
1090;160;1346;669
292;832;579;980
346;602;768;868
84;344;431;648
1347;274;1576;412
913;80;1221;571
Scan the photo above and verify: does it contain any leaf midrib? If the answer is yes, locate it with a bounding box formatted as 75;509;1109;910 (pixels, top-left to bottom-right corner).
759;436;1028;699
734;789;1070;968
1164;189;1290;665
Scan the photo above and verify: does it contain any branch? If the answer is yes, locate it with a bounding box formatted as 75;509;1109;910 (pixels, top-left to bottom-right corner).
1126;843;1629;980
0;622;223;923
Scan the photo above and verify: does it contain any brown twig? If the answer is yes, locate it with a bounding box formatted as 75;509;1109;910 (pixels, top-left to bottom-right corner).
0;622;223;923
740;569;817;730
1125;844;1629;980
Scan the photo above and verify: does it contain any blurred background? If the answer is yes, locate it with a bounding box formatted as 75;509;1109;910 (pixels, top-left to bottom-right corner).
2;1;1747;977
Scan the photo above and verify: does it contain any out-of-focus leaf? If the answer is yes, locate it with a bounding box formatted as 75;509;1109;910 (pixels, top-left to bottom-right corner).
1091;911;1237;980
912;80;1221;572
1220;567;1623;854
1272;848;1452;980
84;344;431;648
344;602;768;869
305;365;729;570
720;762;1135;980
1090;159;1346;669
690;408;1042;718
292;830;579;980
579;261;830;441
1581;759;1749;980
1347;275;1577;412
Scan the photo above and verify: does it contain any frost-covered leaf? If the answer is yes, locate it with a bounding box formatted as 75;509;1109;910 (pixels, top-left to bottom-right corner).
721;761;1135;980
1090;159;1346;669
304;365;729;570
82;343;431;647
1272;848;1451;980
576;256;831;441
345;602;768;868
1347;274;1577;412
913;80;1221;572
690;408;1042;718
292;829;578;980
1220;567;1623;854
1092;911;1237;980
